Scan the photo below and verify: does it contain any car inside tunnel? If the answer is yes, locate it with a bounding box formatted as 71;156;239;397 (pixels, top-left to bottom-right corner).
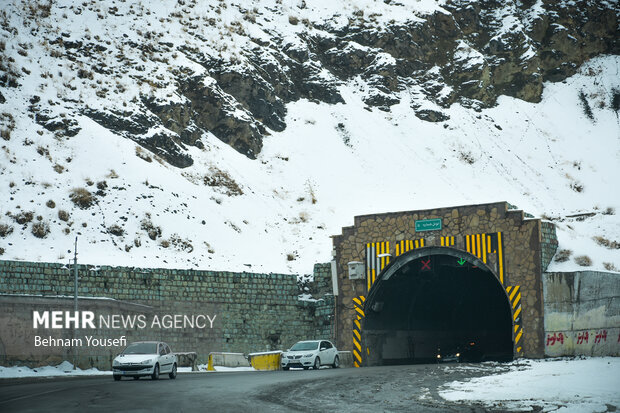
363;250;514;365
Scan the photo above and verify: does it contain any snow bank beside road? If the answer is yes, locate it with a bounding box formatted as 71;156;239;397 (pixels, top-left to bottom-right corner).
0;362;256;378
439;357;620;412
0;361;109;378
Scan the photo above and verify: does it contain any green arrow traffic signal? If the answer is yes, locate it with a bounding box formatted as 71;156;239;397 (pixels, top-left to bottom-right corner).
457;258;466;266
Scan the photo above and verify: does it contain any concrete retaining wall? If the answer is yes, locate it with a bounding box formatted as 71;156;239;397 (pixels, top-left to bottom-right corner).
207;352;251;370
544;271;620;356
337;351;353;368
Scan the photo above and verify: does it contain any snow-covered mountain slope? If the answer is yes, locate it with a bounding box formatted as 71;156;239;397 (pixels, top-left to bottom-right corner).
0;0;618;275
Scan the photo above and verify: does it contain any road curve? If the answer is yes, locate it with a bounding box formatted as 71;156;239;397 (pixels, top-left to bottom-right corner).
0;364;492;412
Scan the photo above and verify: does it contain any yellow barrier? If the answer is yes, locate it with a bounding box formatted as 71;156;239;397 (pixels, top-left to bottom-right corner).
248;351;282;371
207;353;214;371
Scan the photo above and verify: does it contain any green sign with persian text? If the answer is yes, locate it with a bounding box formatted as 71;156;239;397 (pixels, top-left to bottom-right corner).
415;219;442;232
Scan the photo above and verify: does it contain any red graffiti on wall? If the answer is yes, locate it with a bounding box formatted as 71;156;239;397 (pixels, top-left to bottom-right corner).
594;330;607;344
576;331;589;344
546;332;565;346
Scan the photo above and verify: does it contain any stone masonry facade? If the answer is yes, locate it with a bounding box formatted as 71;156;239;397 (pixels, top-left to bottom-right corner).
332;201;558;359
0;260;334;369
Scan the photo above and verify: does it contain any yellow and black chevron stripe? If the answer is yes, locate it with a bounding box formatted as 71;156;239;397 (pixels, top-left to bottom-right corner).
440;236;455;247
506;285;523;356
352;296;365;368
465;232;505;285
394;239;425;257
366;242;390;291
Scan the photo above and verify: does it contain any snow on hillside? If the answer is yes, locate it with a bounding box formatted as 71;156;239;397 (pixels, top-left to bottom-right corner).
0;0;618;275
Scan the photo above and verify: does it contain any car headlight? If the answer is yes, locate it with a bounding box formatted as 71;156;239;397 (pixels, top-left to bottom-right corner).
141;359;154;365
304;354;314;358
436;354;441;359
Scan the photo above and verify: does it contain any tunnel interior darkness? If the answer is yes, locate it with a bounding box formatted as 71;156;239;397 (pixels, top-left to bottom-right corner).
363;252;514;365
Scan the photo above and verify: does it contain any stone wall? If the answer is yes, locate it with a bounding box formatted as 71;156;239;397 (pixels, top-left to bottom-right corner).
540;221;559;272
0;260;335;369
544;271;620;357
0;294;155;369
332;201;549;359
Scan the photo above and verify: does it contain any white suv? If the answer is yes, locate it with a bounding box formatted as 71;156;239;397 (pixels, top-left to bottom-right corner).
281;340;339;370
112;341;177;380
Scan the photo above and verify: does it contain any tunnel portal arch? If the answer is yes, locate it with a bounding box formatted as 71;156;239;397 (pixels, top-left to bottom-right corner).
361;247;515;365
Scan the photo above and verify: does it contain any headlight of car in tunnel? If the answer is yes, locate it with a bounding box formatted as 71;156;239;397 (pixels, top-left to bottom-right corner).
304;354;314;358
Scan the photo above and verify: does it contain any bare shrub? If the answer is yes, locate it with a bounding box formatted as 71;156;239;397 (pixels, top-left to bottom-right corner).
286;253;296;261
288;15;299;25
554;249;572;263
160;239;170;248
204;167;243;196
58;209;69;221
459;151;476;164
31;221;50;238
168;234;194;253
12;211;34;225
593;236;620;250
603;262;618;272
46;199;55;208
70;187;94;209
107;224;124;236
603;207;615;215
578;90;594;120
53;163;65;173
141;215;161;240
570;181;584;193
37;145;51;160
135;146;152;162
574;255;592;267
0;223;13;237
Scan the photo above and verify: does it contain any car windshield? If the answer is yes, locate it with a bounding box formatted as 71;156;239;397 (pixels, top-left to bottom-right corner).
290;341;319;351
122;342;158;355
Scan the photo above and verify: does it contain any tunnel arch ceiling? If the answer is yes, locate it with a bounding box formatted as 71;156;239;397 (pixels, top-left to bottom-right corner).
333;202;558;365
362;247;514;365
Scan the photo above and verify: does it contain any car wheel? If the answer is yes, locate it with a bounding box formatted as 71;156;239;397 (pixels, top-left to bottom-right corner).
113;375;121;381
133;376;140;380
169;363;177;379
302;366;309;370
313;357;320;370
282;366;289;371
332;355;340;368
151;364;159;380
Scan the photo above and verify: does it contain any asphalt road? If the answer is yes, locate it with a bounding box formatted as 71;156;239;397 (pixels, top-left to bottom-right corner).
0;364;504;413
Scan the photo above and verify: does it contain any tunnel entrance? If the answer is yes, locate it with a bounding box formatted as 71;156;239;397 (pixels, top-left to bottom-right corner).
362;247;514;365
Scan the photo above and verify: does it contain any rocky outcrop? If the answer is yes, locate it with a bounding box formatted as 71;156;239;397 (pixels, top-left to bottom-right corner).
17;0;615;167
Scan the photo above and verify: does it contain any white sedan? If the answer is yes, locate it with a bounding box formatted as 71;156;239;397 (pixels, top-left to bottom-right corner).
112;341;177;380
281;340;339;370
